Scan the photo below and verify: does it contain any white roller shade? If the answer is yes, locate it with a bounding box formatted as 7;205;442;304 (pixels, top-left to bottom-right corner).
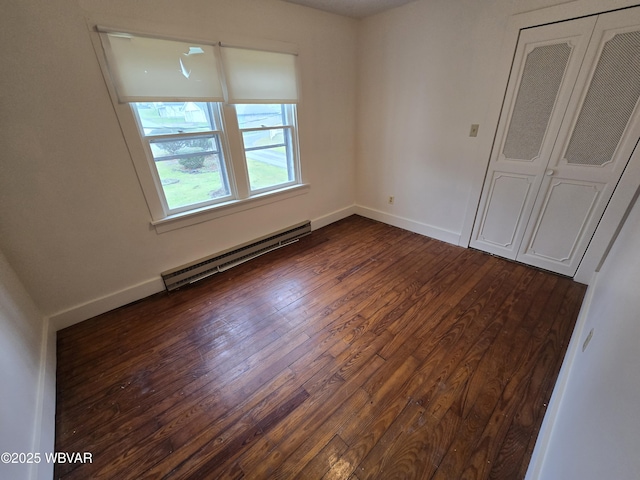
99;32;225;103
220;46;299;104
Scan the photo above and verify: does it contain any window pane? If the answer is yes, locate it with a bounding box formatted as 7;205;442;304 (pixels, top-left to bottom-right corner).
149;135;218;160
133;102;216;135
243;129;293;191
155;157;230;209
149;135;230;209
236;104;286;129
242;127;287;150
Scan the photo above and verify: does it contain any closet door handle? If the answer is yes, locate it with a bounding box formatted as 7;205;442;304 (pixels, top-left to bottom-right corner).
546;169;555;176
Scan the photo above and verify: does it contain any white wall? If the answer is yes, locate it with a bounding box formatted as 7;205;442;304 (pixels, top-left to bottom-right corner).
0;250;55;480
0;0;357;324
527;190;640;479
355;0;586;243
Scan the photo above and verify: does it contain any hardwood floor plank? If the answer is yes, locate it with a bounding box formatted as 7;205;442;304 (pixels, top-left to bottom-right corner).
56;314;301;454
59;330;309;478
449;272;559;421
378;254;500;361
351;269;542;479
366;408;464;480
278;230;435;335
233;356;386;478
432;281;583;480
268;389;370;479
104;322;331;478
299;434;349;479
354;400;427;479
169;386;311;480
324;355;423;479
54;216;586;480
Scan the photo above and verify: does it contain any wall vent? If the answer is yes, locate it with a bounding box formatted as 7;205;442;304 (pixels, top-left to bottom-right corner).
161;220;311;291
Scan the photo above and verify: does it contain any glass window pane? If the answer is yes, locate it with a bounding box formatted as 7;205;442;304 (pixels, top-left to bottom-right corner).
242;128;287;150
133;102;216;135
149;135;230;209
149;136;218;160
155;157;230;209
243;129;293;191
236;104;286;129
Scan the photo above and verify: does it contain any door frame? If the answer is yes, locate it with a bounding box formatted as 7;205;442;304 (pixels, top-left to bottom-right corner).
459;0;640;284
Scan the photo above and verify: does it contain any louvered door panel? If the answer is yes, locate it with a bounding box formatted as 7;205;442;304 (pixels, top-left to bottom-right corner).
517;8;640;275
470;17;597;259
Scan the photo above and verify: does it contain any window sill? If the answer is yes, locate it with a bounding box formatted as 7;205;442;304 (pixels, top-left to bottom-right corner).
151;183;310;234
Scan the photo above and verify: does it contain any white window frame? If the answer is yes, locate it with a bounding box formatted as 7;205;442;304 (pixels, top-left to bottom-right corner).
131;102;236;216
89;25;308;233
236;104;301;195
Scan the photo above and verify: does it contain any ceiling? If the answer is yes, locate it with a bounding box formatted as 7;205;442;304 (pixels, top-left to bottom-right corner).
282;0;419;18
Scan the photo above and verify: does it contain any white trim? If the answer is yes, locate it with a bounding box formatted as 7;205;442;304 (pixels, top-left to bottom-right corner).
355;205;461;245
152;183;310;233
218;41;299;56
30;317;56;480
458;13;522;248
95;24;220;46
311;204;357;231
574;137;640;283
48;200;347;331
89;21;299;56
524;270;599;480
50;278;164;332
88;27;165;220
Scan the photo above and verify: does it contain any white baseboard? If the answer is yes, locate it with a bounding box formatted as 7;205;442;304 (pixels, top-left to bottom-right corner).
311;204;358;231
30;317;56;480
49;206;456;332
355;205;461;246
524;271;598;480
49;209;359;332
50;278;165;332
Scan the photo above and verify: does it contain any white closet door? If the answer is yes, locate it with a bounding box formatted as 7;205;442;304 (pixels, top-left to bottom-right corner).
517;7;640;276
470;17;597;259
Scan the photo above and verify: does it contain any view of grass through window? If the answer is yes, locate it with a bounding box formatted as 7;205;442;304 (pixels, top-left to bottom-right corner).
236;104;295;191
134;102;291;210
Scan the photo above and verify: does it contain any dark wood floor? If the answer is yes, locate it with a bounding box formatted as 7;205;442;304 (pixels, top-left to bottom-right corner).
54;215;586;479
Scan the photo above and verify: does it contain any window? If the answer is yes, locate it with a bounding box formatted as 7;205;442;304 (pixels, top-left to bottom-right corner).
132;102;232;213
236;104;298;192
97;30;303;223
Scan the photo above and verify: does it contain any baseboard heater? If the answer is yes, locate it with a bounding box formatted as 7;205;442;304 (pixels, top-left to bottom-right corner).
161;221;311;291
